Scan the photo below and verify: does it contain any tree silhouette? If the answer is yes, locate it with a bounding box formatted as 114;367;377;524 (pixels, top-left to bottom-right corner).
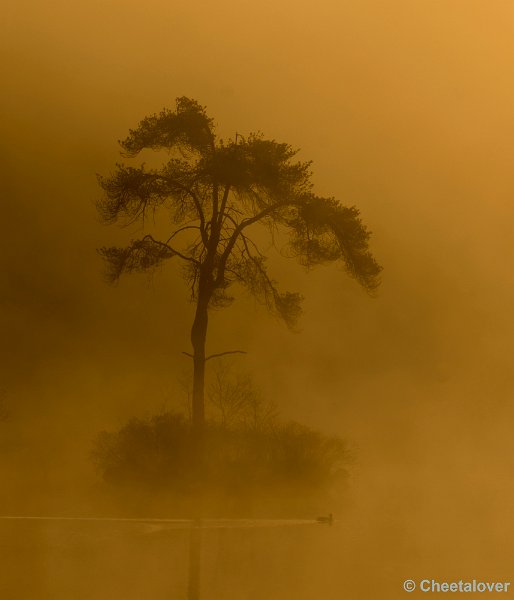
97;97;381;434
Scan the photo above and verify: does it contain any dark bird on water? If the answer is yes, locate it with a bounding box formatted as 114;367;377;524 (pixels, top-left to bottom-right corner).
316;513;333;524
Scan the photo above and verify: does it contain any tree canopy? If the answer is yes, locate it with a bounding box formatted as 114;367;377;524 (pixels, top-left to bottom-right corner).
97;97;382;429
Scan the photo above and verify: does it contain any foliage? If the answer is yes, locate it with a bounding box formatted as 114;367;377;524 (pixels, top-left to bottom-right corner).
97;97;382;324
97;97;382;430
91;410;350;493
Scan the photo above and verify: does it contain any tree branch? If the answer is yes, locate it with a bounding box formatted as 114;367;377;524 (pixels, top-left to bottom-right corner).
206;350;247;361
240;232;265;258
218;185;231;228
142;235;200;265
172;183;208;246
182;350;247;361
216;199;293;285
166;225;201;243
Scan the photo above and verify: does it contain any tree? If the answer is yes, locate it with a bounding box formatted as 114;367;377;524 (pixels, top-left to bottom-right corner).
207;364;278;431
97;97;381;434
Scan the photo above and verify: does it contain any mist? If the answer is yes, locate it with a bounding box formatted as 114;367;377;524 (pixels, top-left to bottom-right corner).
1;1;514;597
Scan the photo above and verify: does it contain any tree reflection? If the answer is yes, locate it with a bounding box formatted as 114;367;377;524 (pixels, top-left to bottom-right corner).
187;521;202;600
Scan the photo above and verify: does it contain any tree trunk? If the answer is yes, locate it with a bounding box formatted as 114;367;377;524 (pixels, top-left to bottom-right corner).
190;291;209;433
190;248;217;481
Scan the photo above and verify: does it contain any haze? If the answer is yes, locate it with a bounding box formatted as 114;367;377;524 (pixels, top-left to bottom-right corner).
1;1;514;598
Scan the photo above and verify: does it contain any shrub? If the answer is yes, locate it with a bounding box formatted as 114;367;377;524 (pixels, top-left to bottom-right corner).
92;411;350;494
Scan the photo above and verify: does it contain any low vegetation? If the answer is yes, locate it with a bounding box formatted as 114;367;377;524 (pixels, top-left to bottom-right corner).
92;370;351;496
93;411;349;493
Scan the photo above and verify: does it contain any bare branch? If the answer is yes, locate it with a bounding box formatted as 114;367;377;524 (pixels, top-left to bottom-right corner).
236;235;302;328
182;350;247;361
240;232;265;258
165;225;201;244
216;199;294;285
184;187;208;245
142;235;200;265
217;185;231;228
206;350;247;361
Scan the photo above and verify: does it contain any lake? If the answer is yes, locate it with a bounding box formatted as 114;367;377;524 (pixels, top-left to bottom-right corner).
0;508;511;599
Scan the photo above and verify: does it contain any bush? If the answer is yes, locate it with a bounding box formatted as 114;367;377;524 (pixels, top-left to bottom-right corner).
92;411;350;494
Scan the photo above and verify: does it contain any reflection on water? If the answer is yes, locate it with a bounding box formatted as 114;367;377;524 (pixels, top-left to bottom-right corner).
0;512;511;600
188;525;202;600
0;517;338;600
